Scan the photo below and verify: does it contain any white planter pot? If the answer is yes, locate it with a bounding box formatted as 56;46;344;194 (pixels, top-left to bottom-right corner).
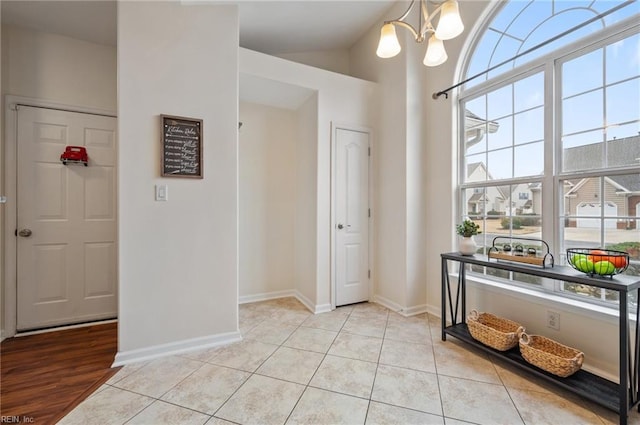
459;236;477;256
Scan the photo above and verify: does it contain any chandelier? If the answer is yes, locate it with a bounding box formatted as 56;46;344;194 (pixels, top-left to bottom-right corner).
376;0;464;67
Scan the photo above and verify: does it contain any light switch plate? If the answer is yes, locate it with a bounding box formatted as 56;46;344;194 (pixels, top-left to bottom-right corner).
155;184;168;201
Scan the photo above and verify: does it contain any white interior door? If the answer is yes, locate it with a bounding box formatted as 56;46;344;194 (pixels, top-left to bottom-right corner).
335;127;370;306
17;106;117;331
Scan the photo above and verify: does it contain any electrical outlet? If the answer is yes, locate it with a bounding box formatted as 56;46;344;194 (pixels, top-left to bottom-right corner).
547;310;560;330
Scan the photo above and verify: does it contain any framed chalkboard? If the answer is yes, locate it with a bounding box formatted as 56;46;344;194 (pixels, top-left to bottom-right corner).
161;114;203;178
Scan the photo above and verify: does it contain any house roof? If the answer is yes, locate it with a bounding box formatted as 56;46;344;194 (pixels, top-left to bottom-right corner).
563;135;640;175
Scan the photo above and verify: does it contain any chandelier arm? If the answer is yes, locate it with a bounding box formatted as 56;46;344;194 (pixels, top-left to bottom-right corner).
387;19;422;42
393;0;418;23
420;2;443;37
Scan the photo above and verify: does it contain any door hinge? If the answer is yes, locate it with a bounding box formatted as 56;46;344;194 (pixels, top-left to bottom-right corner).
368;147;371;156
368;270;371;279
368;208;371;218
15;229;18;237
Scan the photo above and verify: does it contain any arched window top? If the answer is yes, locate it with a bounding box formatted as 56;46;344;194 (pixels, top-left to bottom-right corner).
465;0;640;87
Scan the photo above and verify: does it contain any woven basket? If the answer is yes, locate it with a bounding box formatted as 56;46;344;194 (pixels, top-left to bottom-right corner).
519;333;584;377
466;310;524;351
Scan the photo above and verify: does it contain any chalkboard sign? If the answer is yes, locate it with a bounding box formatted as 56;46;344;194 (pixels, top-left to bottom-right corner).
161;114;203;178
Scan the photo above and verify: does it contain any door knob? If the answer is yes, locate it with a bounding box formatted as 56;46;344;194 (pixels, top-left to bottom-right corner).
18;228;32;237
337;224;344;229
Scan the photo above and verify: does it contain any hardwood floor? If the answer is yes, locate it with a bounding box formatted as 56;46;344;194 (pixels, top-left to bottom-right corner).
1;322;120;424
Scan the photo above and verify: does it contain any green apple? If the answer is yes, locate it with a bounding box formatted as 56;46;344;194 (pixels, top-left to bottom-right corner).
575;258;594;273
594;260;615;275
571;253;587;266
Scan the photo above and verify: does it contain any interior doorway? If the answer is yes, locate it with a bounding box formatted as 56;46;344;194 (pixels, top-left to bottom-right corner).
11;104;117;332
332;125;371;307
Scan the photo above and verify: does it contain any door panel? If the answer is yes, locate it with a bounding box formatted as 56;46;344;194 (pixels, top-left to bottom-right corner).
17;106;117;330
335;127;370;306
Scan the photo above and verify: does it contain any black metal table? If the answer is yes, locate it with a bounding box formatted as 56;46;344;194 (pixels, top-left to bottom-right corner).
441;252;640;425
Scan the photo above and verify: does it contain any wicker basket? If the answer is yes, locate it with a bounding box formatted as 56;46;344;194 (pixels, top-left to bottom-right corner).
466;310;524;351
519;332;584;377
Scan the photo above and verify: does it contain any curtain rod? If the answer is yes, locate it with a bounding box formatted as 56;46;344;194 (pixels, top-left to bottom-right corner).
432;0;636;100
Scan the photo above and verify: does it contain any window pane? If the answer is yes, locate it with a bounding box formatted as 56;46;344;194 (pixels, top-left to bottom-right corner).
563;90;603;135
466;154;487;183
563;49;603;98
488;148;512;180
514;142;543;177
607;136;640;168
487;117;512;151
508;1;552;40
514;73;544;113
562;130;604;172
514;107;544;144
606;78;640;127
464;97;488;155
608;121;640;141
487;85;513;120
607;34;640;84
517;12;602;66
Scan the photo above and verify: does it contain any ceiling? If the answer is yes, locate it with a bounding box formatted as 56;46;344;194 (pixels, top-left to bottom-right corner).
1;0;396;54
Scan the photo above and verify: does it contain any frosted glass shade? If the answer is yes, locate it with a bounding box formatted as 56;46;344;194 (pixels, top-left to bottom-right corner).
435;0;464;40
423;35;447;67
376;24;402;58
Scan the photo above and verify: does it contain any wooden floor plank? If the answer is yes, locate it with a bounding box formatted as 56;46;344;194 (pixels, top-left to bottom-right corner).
1;322;120;425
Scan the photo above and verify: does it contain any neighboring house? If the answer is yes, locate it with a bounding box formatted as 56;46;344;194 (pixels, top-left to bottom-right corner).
563;136;640;228
465;109;499;150
466;162;508;214
466;162;537;215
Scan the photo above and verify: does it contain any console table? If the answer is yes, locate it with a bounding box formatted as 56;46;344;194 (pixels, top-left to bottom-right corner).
441;252;640;425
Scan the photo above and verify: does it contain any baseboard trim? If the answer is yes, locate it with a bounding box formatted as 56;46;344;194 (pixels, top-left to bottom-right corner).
374;295;429;317
112;331;242;367
238;289;330;315
239;290;296;304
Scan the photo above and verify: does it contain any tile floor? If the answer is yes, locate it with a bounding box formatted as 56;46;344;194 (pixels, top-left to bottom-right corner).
59;298;640;424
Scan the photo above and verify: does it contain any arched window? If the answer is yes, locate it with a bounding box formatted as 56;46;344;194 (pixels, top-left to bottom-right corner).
466;1;639;86
458;0;640;306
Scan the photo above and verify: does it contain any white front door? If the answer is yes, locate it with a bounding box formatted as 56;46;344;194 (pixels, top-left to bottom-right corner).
334;127;370;306
16;106;117;330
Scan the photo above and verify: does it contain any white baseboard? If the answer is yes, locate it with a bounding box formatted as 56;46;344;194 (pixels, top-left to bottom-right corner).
238;289;330;315
294;291;331;314
0;329;5;342
425;304;441;319
112;331;242;367
238;290;295;304
313;303;332;314
294;291;315;313
373;295;403;314
374;295;428;317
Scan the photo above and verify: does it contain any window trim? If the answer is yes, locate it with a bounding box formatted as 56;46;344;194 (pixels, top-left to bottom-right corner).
457;6;640;310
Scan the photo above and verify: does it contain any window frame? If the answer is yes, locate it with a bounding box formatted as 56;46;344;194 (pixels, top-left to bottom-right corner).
457;9;640;308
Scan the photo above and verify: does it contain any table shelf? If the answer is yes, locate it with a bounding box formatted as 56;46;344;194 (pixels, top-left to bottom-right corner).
445;323;620;412
441;252;640;425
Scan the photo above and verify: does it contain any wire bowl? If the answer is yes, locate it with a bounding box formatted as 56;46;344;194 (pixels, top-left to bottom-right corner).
566;248;629;278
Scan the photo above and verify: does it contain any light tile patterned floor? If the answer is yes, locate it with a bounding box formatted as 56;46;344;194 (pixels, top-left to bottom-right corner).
59;298;640;425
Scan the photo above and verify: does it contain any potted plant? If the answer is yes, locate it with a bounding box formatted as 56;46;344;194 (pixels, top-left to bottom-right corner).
456;219;481;255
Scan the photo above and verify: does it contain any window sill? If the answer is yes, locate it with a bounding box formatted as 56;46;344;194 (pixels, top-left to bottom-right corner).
451;271;624;325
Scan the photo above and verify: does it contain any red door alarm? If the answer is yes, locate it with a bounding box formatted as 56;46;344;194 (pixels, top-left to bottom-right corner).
60;146;88;166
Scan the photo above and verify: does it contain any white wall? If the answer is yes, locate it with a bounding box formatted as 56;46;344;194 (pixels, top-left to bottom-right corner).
240;48;376;310
116;2;239;363
295;94;319;306
349;4;419;312
239;101;297;299
350;0;621;378
276;49;350;75
1;25;116;111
